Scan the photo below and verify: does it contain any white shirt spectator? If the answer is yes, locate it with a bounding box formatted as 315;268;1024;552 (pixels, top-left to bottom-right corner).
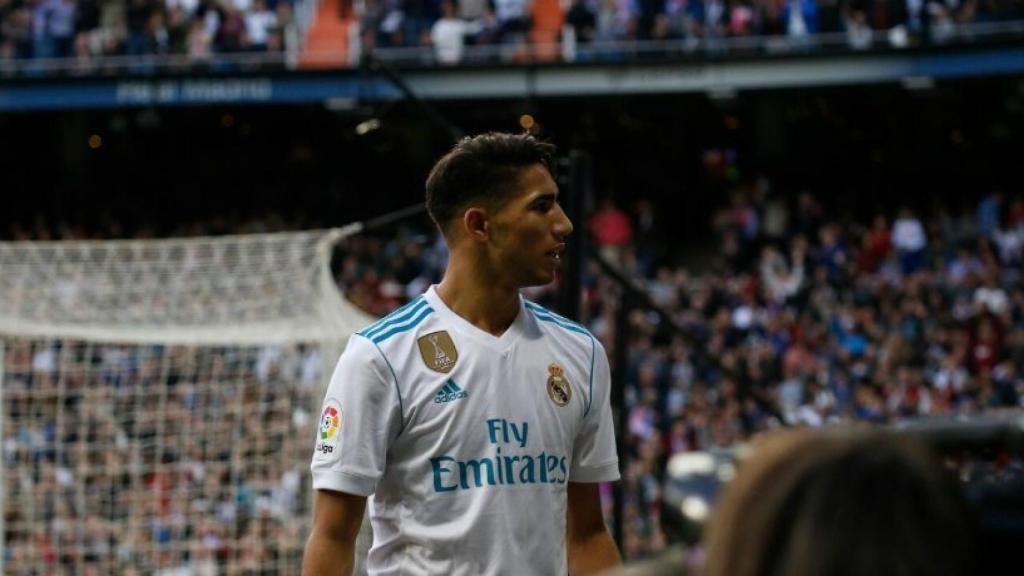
45;0;76;39
32;345;57;373
493;0;528;22
974;285;1009;315
431;16;481;64
993;226;1024;264
933;361;968;395
787;0;808;36
760;248;804;303
892;216;927;251
846;17;872;49
778;377;804;423
796;404;823;427
246;8;278;46
203;9;221;39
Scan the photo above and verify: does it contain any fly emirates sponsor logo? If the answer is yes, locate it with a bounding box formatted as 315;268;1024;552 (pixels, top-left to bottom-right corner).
430;418;568;492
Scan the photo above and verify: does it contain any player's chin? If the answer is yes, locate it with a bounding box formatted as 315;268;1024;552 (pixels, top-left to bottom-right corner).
519;267;556;287
534;266;559;286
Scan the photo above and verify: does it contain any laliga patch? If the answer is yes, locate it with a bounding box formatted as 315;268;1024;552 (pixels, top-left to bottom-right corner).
417;331;458;373
314;399;341;458
547;363;572;407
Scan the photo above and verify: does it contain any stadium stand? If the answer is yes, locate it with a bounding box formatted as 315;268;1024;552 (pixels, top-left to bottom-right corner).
355;0;1024;64
5;179;1023;564
0;228;373;575
0;0;297;69
2;0;1022;568
2;0;1022;70
326;188;1024;558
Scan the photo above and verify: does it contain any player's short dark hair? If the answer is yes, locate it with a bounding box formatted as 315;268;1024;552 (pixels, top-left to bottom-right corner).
425;132;556;235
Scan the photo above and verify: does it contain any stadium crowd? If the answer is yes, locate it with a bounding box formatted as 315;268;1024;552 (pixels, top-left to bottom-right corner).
335;187;1024;557
606;190;1024;556
0;0;295;65
4;184;1024;569
2;340;321;574
2;0;1022;67
362;0;1024;64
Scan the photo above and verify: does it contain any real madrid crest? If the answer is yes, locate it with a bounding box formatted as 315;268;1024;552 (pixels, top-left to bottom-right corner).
417;331;459;373
547;363;572;407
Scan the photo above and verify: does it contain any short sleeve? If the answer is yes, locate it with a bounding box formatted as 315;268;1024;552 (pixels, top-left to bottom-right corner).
310;334;403;496
570;339;620;482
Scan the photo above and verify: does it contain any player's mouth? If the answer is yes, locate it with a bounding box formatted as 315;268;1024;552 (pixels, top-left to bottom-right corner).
546;245;566;265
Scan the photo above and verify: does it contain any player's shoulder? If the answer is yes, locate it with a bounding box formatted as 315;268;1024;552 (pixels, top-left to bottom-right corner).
522;299;598;349
353;295;439;351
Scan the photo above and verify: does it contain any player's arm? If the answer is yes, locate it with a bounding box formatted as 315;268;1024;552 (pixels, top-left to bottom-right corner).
566;481;621;575
302;489;366;576
567;341;622;574
306;334;402;575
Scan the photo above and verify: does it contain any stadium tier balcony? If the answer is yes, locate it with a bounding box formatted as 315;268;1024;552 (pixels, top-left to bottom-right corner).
0;0;1022;77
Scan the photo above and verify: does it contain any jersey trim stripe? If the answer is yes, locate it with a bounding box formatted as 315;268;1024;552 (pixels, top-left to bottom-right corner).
524;301;597;416
360;335;406;437
361;297;428;338
359;296;423;336
371;306;434;343
586;335;595;418
524;303;588;334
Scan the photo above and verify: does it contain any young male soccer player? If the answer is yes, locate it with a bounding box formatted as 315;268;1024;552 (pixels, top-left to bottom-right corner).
303;132;622;575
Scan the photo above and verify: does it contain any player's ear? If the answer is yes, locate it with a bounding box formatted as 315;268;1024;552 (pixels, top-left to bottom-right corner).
463;207;489;242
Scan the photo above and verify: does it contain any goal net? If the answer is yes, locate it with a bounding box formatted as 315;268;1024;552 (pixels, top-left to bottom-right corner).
0;228;374;575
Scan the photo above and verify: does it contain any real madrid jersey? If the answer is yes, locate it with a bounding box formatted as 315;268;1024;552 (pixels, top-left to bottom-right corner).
311;286;619;576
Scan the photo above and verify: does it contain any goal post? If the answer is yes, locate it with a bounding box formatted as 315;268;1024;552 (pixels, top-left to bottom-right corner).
0;228;374;574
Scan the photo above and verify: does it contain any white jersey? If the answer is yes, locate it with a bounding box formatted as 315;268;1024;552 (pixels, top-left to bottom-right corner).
311;286;619;576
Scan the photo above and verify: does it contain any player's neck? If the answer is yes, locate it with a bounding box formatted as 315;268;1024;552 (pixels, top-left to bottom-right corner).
435;260;520;337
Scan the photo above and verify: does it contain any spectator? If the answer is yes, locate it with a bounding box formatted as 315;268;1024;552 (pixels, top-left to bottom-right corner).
5;188;1024;567
977;191;1003;237
702;428;975;576
591;197;634;266
892;206;927;273
493;0;531;42
566;0;597;44
782;0;819;39
430;0;480;64
245;0;277;51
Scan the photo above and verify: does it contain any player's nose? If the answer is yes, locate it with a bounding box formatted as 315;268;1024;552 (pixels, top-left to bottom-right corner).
553;204;573;239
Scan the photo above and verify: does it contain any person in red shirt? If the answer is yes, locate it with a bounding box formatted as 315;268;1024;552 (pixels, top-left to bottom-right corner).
968;314;1004;375
589;198;632;266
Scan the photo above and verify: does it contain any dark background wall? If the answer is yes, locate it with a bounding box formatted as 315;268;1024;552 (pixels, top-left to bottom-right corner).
2;76;1021;257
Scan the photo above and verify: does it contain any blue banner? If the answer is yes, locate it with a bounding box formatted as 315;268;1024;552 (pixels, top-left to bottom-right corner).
0;75;401;111
0;47;1022;111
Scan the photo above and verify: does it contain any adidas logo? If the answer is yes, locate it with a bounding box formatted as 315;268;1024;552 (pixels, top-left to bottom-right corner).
434;379;468;404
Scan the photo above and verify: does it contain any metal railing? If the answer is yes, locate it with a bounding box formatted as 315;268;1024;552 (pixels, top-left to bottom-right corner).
0;19;1021;79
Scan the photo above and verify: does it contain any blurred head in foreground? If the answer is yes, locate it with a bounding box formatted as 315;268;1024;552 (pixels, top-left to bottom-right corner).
702;428;975;576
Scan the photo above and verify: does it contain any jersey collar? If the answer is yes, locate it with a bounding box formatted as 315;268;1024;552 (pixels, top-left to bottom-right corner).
423;285;527;351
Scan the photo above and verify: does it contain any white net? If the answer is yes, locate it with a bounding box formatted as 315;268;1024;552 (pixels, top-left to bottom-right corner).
0;228;374;575
0;227;369;345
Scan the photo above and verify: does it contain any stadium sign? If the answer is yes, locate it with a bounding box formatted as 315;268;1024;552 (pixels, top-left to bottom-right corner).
116;79;274;105
0;47;1022;111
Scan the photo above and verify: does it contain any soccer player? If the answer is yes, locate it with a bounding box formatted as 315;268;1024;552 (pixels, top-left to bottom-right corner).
303;132;622;575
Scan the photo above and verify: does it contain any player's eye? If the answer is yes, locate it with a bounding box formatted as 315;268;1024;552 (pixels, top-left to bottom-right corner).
533;198;555;212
